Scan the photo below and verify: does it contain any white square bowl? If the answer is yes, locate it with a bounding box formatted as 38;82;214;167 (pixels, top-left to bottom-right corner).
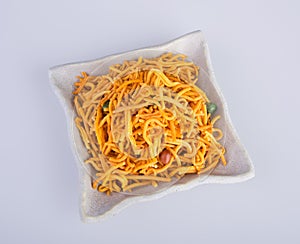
49;30;254;223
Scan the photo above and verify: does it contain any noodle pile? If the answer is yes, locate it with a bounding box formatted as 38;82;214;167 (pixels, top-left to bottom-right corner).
73;53;227;195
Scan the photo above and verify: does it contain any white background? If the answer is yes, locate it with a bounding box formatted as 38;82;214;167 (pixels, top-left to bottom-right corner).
1;0;300;243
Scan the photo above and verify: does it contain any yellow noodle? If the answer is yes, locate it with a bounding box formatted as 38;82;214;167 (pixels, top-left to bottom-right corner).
72;53;227;195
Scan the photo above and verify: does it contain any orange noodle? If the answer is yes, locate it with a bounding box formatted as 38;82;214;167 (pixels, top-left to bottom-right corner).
73;53;227;195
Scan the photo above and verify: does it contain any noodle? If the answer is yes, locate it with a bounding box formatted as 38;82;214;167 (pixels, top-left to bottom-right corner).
73;53;227;195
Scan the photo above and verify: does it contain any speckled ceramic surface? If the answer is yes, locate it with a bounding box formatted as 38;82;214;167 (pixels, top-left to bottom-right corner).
49;30;254;223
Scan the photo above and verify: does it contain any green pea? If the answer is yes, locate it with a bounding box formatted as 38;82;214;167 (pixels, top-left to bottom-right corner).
206;102;217;114
103;100;110;109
